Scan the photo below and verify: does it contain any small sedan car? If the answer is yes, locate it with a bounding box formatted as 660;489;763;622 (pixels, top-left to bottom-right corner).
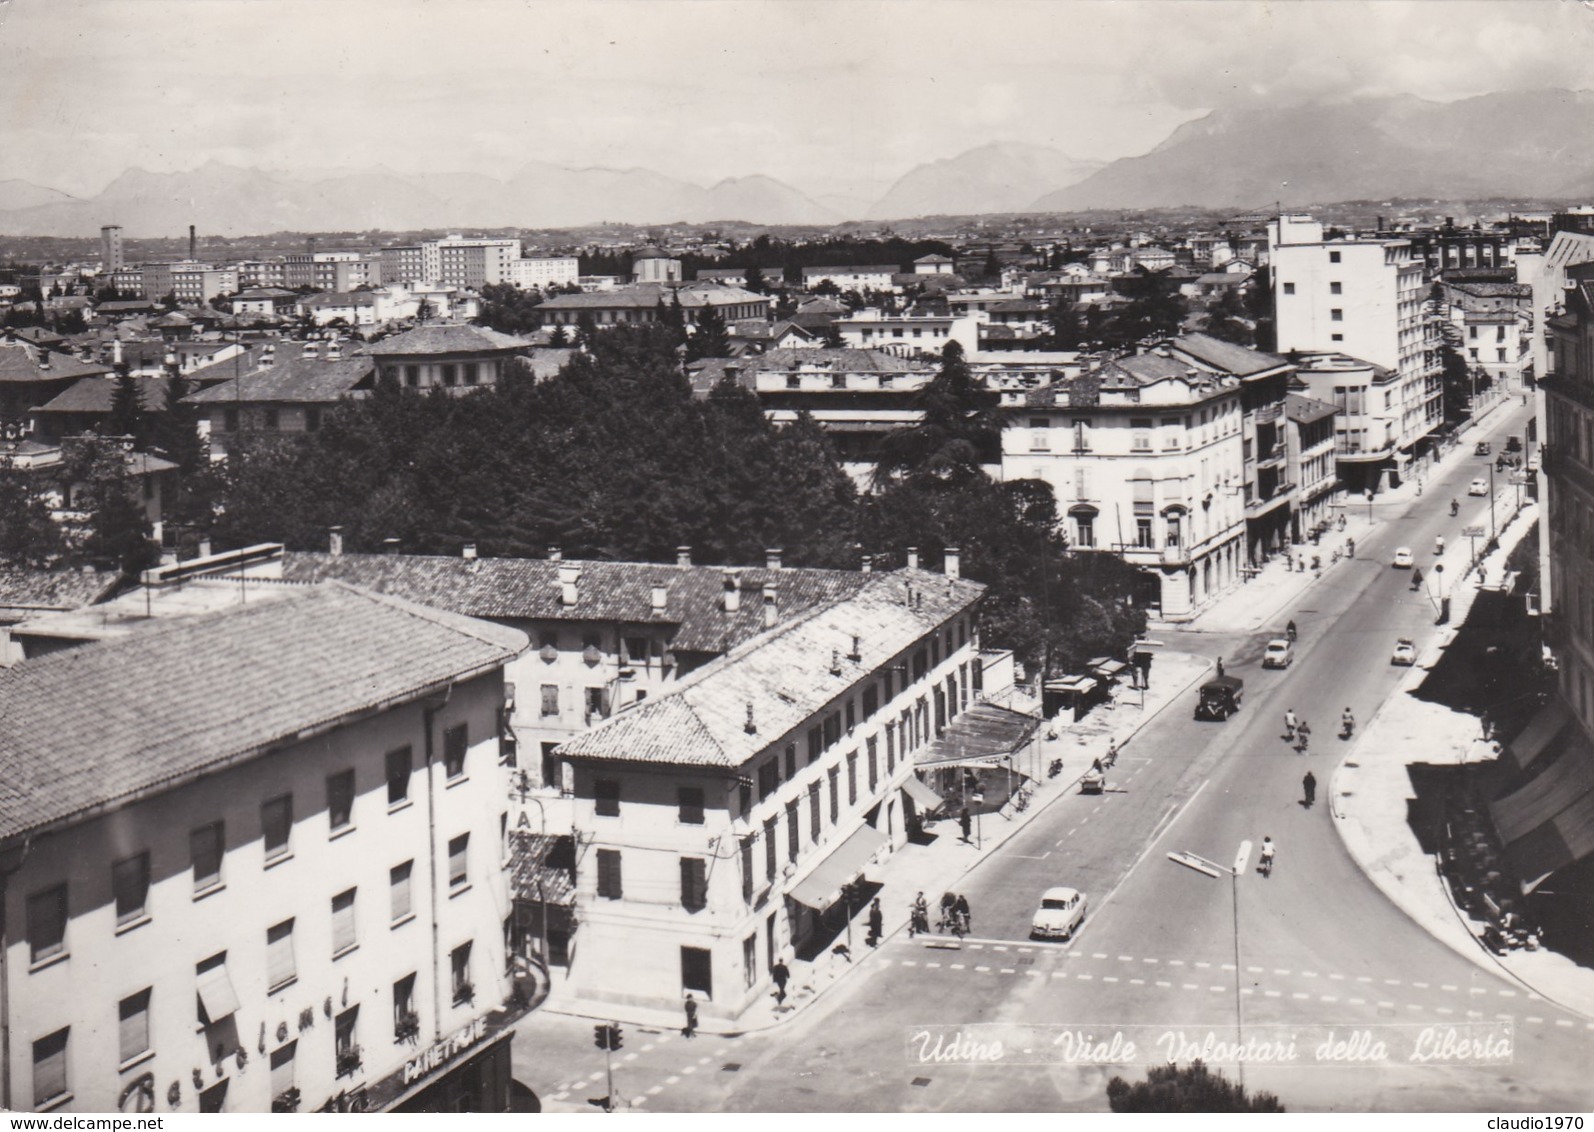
1262;638;1294;669
1031;887;1087;941
1475;441;1492;456
1392;638;1418;666
1392;547;1415;569
1469;478;1489;496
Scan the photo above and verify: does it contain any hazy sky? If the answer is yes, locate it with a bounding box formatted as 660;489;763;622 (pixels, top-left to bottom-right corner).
2;0;1593;199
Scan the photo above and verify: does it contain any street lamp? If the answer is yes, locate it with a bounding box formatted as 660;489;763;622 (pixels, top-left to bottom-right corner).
1487;460;1496;543
1168;841;1251;1087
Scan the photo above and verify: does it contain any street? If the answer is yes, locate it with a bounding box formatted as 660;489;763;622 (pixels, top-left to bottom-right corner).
518;400;1591;1113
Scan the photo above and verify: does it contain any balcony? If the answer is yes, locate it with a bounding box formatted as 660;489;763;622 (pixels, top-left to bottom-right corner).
1160;545;1190;567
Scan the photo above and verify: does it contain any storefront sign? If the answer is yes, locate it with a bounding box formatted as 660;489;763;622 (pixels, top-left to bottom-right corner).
403;1017;486;1086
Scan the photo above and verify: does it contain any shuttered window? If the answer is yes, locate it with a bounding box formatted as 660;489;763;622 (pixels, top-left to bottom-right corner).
596;849;622;899
444;724;468;779
118;990;150;1066
266;919;296;990
386;747;412;806
331;889;357;956
262;795;293;862
327;770;354;832
448;834;469;890
191;822;223;892
33;1029;68;1107
390;861;413;923
27;886;66;964
113;854;149;927
680;857;707;912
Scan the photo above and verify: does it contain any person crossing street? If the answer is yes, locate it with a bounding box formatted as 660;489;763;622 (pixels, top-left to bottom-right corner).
1303;771;1317;808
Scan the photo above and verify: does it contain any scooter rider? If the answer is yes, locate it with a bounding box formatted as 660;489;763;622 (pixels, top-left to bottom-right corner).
1260;836;1276;875
1435;535;1445;555
1286;620;1298;642
1451;498;1460;517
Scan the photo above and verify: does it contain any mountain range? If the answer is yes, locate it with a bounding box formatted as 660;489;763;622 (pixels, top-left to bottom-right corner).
1;90;1590;237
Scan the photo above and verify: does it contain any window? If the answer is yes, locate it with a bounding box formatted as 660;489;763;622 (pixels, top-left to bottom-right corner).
585;686;610;721
196;951;239;1027
443;723;468;779
390;861;413;924
845;702;856;733
448;941;475;1006
1330;309;1343;322
27;886;66;965
1073;511;1096;548
1282;282;1295;295
823;712;840;748
1136;515;1154;548
386;746;411;807
32;1029;68;1108
464;363;480;385
886;724;896;772
305;407;321;432
334;1006;360;1074
1329;251;1341;263
441;363;458;387
264;918;297;991
448;834;469;891
1331;333;1343;342
327;770;355;832
740;839;754;901
332;889;357;956
867;737;879;792
540;684;559;717
1330;281;1342;295
542;742;562;791
262;795;293;863
847;752;858;805
393;974;418;1040
264;408;280;430
118;989;151;1066
807;726;822;763
680;857;707;912
786;801;800;862
863;685;879;718
1469;325;1478;340
678;786;705;825
681;945;713;996
763;818;778;879
808;782;821;842
1166;512;1182;548
223;407;239;432
594;778;620;817
112;853;150;928
596;849;622;899
191;822;223;893
270;1042;296;1100
828;767;839;823
758;760;777;800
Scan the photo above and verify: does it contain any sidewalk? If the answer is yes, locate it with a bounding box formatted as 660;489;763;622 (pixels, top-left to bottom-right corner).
1328;495;1594;1019
540;650;1214;1036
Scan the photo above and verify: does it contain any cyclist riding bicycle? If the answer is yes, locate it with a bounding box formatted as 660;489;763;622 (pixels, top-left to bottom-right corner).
1260;836;1276;875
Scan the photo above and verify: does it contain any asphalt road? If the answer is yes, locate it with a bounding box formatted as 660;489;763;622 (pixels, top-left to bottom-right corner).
520;401;1591;1112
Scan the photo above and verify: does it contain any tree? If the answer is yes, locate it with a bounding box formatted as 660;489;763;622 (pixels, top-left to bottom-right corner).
982;251;1003;280
1044;300;1084;350
107;371;148;444
0;468;65;567
548;324;571;347
686;303;731;362
873;341;1003;488
1107;1062;1283;1113
744;266;766;294
475;283;543;336
59;435;162;578
159;291;179;312
822;321;846;348
574;312;598;350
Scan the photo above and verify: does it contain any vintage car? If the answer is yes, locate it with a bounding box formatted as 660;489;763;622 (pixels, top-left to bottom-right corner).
1080;768;1105;794
1392;638;1418;666
1194;675;1244;721
1031;887;1087;941
1262;638;1294;669
1475;440;1492;456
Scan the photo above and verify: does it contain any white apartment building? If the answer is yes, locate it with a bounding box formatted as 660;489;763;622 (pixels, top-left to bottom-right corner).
0;580;528;1114
833;310;979;358
1270;214;1442;490
801;266;900;293
999;345;1248;620
378;238;521;289
504;257;580;291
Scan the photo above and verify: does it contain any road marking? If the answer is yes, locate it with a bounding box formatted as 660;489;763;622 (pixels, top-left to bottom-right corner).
648;1085;664;1096
1526;1016;1543;1024
697;1056;712;1065
1469;987;1488;996
1195;962;1211;969
1093;953;1108;959
642;1043;656;1053
1407;1004;1423;1012
1349;998;1365;1006
1050;971;1066;979
1104;976;1119;983
1143;957;1159;964
993;946;1009;952
1169;960;1186;967
968;944;984;950
624;1053;639;1062
1440;984;1458;992
1377;1002;1394;1009
1026;970;1043;978
1320;996;1338;1003
665;1076;681;1085
1019;947;1033;953
1301;971;1317;978
1156;980;1172;989
1012;852;1051;860
1328;974;1344;981
1184;983;1201;991
901;960;917;967
1211;986;1227;993
1248;966;1265;974
1292;993;1310;1000
1435;1007;1453;1015
926;962;941;969
1000;968;1016;975
1130;978;1146;986
682;1065;697;1075
975;966;990;972
1500;1014;1516;1022
551;1093;569;1102
1221;964;1235;972
1273;968;1290;975
1357;976;1374;983
1264;990;1281;998
1118;955;1134;962
1087;779;1211;938
1078;974;1094;981
1411;981;1428;989
1555;1019;1575;1028
950;964;965;970
1384;979;1402;986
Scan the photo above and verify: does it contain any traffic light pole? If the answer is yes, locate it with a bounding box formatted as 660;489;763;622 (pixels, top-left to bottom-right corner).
605;1024;615;1113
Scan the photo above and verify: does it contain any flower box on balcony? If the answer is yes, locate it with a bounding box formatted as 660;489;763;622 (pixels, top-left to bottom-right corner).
335;1045;363;1079
272;1087;301;1114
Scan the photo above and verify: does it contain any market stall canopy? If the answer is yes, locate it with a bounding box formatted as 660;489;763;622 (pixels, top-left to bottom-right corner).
915;701;1041;769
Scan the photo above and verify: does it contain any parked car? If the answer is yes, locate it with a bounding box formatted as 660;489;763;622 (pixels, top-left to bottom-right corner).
1469;478;1489;496
1031;887;1087;941
1392;547;1415;568
1392;638;1418;666
1080;768;1105;794
1194;675;1244;721
1474;441;1492;456
1262;638;1294;669
1506;435;1522;453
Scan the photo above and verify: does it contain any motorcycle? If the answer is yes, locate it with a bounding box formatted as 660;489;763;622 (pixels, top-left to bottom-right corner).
1341;717;1355;740
1048;758;1064;778
1346;539;1355;559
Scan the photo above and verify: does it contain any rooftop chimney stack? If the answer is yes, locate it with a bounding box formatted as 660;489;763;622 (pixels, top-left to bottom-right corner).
188;224;196;261
462;543;477;561
329;526;344;557
848;634;862;662
744;702;757;735
197;538;212;560
762;582;778;628
907;546;919;571
547;546;562;562
765;547;783;571
651;581;668;612
559;564;581;606
722;572;741;613
383;537;401;556
676;546;692;567
944;546;960;580
830;648;842;676
861;554;872;574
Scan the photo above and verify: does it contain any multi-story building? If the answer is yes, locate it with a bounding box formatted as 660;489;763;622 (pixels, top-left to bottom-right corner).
832;310;979;358
283;253;379;293
537;283;769;330
1284;393;1340;538
0;579;528;1113
800;266;899;293
171;266;239;307
1270;214;1443;490
556;560;985;1021
631;248;682;285
365;324;529;392
298;287;420;328
998;338;1250;619
1290;352;1405;494
504;257;580;292
183;346;376;459
100;225;124;273
235;260;289;290
378;239;520;289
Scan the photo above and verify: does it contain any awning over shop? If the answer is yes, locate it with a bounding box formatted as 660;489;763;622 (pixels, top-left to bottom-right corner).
1491;710;1594;891
1490;740;1594;844
915;701;1041;769
1507;699;1572;771
786;824;887;912
1499;790;1594;894
901;774;944;813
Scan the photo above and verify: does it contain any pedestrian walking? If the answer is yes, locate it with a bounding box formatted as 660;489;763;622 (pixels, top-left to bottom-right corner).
1284;708;1299;741
1215;656;1225;678
867;898;883;948
771;958;790;1005
959;806;972;844
1303;771;1317;808
1297;718;1312;753
682;993;699;1038
1411;566;1424;592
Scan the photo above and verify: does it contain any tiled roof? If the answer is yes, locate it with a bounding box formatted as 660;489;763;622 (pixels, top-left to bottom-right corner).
281;551;875;655
539;284;766;312
0;342;111;384
1285;392;1338;424
183;344;273;387
1170;333;1291;377
802;265;900;277
558;570;985;769
0;583;527;844
0;568;119;613
184;355;375;404
366;324;531;355
34;375;172;415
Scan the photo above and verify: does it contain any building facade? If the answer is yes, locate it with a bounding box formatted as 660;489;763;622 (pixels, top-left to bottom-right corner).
100;226;125;274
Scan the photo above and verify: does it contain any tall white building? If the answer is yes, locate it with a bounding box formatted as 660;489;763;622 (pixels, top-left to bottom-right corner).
1269;214;1442;490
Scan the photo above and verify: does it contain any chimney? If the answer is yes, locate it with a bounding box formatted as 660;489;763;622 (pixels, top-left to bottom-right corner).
37;351;50;371
651;580;668;613
547;545;562;561
325;341;342;361
944;546;960;580
302;342;320;360
907;546;919;570
762;582;778;628
722;572;741;612
765;547;783;571
188;224;196;261
676;545;692;567
329;526;344;557
383;538;401;555
111;339;123;366
462;543;477;561
830;648;843;676
848;634;862;662
559;564;580;606
861;554;872;574
197;538;212;560
744;702;757;735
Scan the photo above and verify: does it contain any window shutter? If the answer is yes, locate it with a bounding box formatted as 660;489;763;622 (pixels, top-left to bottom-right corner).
267;920;295;989
331;890;357;955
